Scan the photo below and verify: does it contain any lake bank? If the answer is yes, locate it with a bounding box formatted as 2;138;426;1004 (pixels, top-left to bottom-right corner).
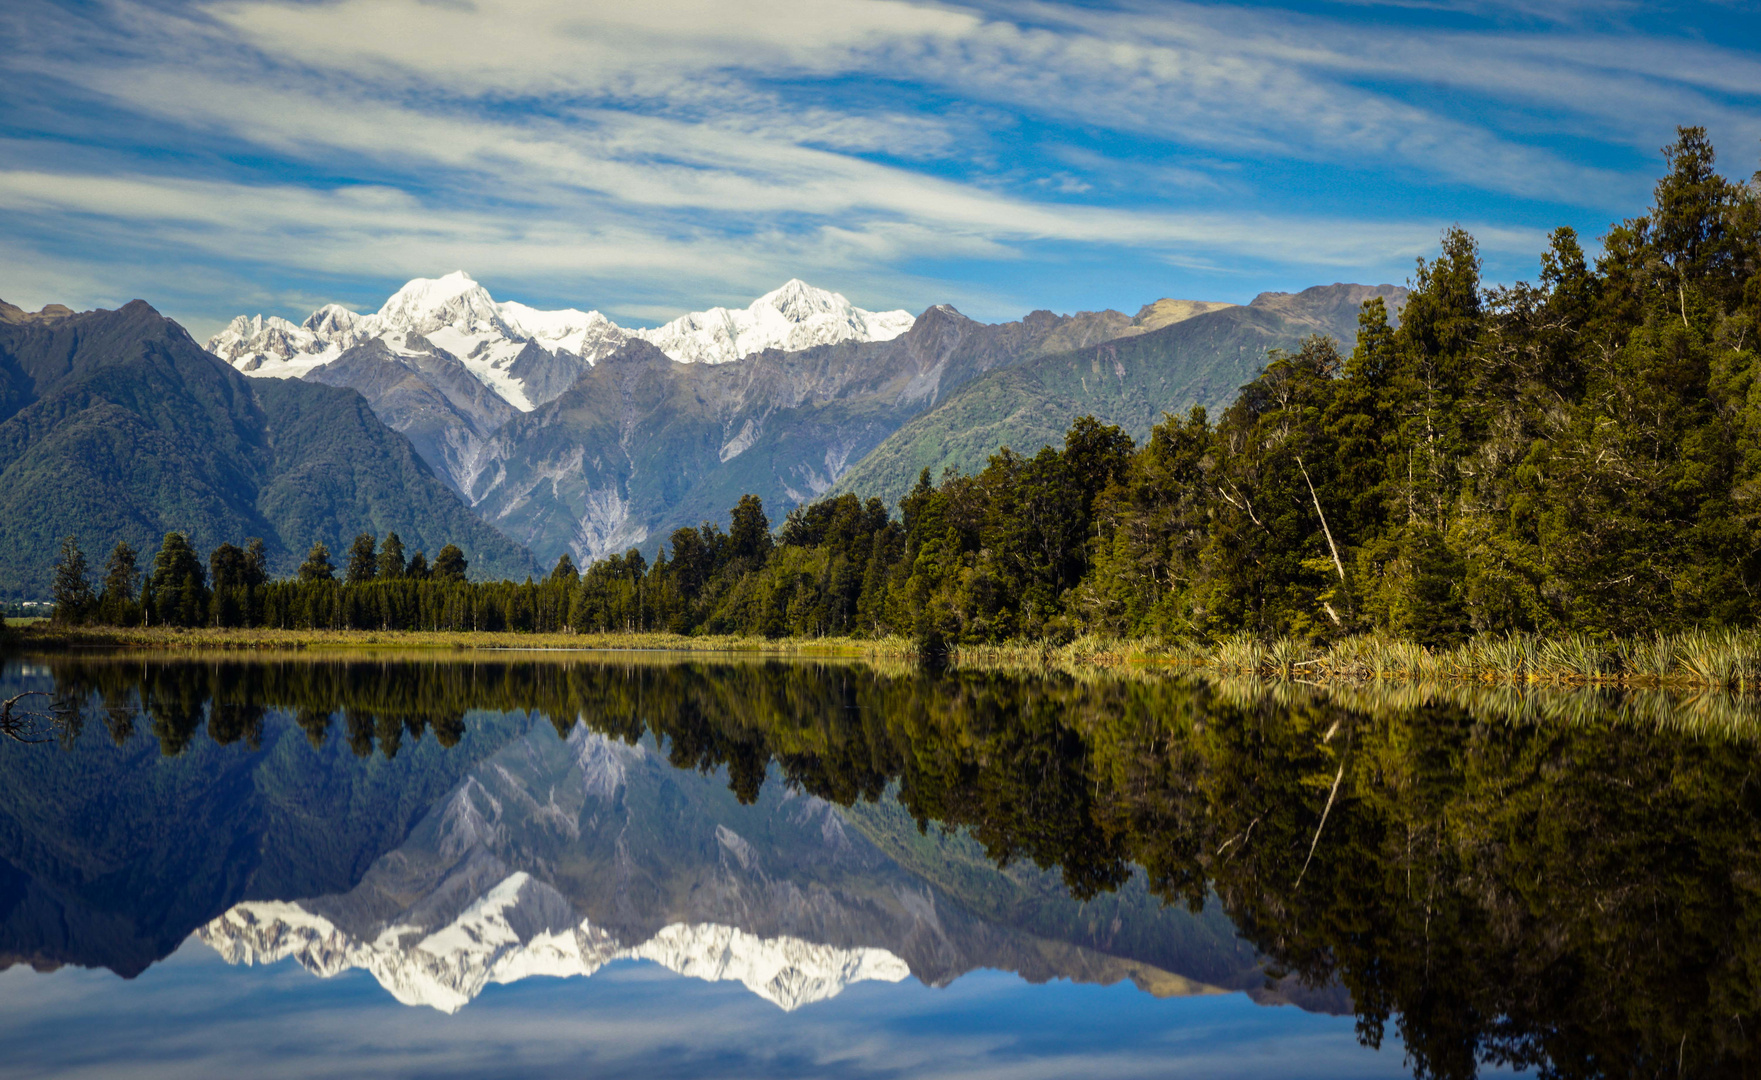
15;623;1761;692
5;623;920;658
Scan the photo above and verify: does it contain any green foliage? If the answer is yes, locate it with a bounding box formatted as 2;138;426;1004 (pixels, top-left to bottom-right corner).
51;535;94;623
377;532;406;580
432;543;468;583
147;531;207;627
298;542;335;582
829;284;1404;513
97;540;140;626
345;533;378;585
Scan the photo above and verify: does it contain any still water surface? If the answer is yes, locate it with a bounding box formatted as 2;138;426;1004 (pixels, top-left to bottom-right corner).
0;652;1753;1078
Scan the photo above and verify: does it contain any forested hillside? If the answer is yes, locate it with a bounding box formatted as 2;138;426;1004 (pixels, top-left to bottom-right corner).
0;301;532;597
828;283;1405;511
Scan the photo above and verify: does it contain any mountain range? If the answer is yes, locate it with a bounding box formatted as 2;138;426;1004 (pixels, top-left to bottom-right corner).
204;275;1404;575
0;271;1402;595
207;273;916;404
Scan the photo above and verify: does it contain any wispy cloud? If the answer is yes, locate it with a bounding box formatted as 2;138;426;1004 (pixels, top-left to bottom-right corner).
0;0;1754;328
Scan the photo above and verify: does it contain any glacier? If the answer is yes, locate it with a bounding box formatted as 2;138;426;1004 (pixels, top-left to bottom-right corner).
207;272;915;413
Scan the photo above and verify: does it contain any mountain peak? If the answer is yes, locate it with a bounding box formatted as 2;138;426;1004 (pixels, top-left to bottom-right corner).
637;281;914;365
753;279;843;321
0;299;78;325
206;275;918;415
376;272;504;334
302;304;365;338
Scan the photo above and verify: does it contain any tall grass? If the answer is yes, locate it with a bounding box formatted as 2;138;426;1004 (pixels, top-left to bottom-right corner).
1191;628;1761;690
1201;673;1761;740
22;621;1761;692
11;623;923;659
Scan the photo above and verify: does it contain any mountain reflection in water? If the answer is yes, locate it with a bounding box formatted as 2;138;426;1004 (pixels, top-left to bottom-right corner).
2;652;1759;1079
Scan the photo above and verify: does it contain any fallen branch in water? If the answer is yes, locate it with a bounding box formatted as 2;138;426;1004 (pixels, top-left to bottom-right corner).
0;692;59;743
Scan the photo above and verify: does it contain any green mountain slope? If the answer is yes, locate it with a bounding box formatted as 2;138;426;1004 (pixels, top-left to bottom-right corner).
0;299;532;597
829;283;1405;509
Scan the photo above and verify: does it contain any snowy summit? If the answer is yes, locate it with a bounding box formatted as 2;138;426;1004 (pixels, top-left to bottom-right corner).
636;279;917;365
206;274;916;412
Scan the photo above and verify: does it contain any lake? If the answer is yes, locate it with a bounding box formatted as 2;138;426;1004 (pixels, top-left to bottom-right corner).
0;651;1754;1079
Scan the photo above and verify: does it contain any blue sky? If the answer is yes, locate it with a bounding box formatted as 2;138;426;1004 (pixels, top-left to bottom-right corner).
2;0;1759;339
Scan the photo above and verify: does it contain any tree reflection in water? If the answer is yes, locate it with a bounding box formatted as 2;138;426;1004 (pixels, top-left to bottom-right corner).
21;652;1761;1078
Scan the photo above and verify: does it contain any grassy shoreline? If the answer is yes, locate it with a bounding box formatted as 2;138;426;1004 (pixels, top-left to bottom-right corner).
15;623;1761;691
4;623;923;659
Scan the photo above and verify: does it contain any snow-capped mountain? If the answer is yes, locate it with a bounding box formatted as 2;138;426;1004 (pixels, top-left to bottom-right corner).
206;273;915;413
638;279;916;366
200;888;910;1014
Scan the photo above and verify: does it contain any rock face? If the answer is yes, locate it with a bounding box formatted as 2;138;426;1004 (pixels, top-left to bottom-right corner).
464;305;1139;564
300;338;517;497
197;725;1256;1013
205;275;919;500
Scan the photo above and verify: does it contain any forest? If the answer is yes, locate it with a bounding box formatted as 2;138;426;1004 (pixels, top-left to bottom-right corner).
44;128;1761;649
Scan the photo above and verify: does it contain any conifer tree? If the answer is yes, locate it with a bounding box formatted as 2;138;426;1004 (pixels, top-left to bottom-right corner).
209;543;248;592
98;541;140;626
346;534;378;585
242;538;269;587
51;536;95;624
207;542;249;627
378;532;407;579
433;544;468;583
298;542;336;582
728;495;773;566
149;532;208;627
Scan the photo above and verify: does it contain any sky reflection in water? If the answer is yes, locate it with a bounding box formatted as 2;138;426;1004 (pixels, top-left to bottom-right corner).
0;942;1407;1080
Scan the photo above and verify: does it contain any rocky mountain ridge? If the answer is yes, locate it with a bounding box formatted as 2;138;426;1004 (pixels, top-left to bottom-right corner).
466;302;1155;562
206;273;916;412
